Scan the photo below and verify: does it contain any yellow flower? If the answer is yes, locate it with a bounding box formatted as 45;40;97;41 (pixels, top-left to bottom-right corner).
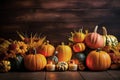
16;41;27;54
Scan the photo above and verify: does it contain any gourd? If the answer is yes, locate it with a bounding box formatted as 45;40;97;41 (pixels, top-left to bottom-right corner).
85;25;104;49
46;62;55;71
0;60;11;72
56;42;72;62
102;26;118;46
68;60;78;71
72;43;86;52
86;49;111;71
38;41;55;57
56;61;68;71
9;54;24;71
69;29;85;43
24;48;47;71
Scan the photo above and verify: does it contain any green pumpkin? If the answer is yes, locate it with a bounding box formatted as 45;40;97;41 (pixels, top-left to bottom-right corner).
9;54;24;71
47;55;58;64
72;53;86;63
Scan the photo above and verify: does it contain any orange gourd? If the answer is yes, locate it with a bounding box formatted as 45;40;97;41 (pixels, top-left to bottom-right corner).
72;43;86;52
69;29;85;43
86;49;111;71
24;48;47;71
38;41;55;57
85;25;104;49
56;42;72;62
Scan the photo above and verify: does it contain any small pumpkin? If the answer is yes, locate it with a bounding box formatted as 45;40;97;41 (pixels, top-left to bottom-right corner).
38;41;55;57
24;48;47;71
85;25;104;49
72;53;86;64
72;43;86;52
56;61;68;71
86;49;111;71
68;60;78;71
69;29;85;43
9;54;24;71
102;26;118;47
0;60;11;72
46;62;55;71
56;42;72;62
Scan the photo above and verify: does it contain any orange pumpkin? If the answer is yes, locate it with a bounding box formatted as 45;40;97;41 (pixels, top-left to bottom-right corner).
86;49;111;71
24;49;47;71
56;42;72;62
85;25;104;49
38;41;55;57
72;43;86;52
69;29;85;43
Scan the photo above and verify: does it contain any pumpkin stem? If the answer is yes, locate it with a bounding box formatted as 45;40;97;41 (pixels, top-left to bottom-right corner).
96;48;102;52
46;40;49;45
102;26;107;35
85;30;88;35
61;42;65;45
94;25;98;33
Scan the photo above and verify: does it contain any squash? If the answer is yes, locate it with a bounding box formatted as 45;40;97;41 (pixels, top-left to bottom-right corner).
69;29;85;43
85;25;104;49
38;41;55;57
68;60;78;71
72;43;86;52
47;55;58;64
24;48;47;71
9;54;24;71
46;62;55;71
86;49;111;71
56;61;68;71
56;42;72;62
0;60;11;72
102;26;118;46
72;53;86;64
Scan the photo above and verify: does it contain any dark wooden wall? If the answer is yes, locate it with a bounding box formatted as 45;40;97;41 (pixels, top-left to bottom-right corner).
0;0;120;45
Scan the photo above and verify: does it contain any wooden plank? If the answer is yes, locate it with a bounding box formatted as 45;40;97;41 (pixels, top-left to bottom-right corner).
107;70;120;80
79;71;114;80
46;71;84;80
0;72;46;80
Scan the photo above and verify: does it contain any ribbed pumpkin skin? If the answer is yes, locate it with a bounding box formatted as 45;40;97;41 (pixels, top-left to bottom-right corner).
86;50;111;71
24;54;47;71
73;43;85;52
56;43;72;62
85;33;104;49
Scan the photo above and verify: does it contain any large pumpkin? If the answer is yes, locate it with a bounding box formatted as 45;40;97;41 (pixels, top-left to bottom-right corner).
24;49;47;71
86;49;111;71
56;42;72;62
69;29;85;43
38;41;55;57
102;27;118;46
72;43;86;52
85;25;104;49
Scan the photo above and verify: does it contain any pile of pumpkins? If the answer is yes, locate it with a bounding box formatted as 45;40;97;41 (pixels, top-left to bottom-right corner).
0;25;120;72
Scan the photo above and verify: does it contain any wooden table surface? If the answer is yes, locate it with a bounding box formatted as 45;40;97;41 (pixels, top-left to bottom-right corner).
0;70;120;80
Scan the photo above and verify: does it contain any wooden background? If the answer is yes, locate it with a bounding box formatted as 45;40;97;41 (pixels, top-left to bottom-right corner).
0;0;120;46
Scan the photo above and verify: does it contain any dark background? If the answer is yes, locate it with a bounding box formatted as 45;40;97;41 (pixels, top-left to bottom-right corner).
0;0;120;45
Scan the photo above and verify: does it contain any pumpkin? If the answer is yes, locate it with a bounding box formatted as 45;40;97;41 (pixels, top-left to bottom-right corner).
86;49;111;71
9;54;24;71
72;43;86;52
102;27;118;46
69;29;85;43
72;53;86;64
56;42;72;62
85;25;104;49
56;61;68;71
68;60;78;71
46;62;55;71
47;55;58;64
24;48;47;71
0;60;11;72
38;41;55;57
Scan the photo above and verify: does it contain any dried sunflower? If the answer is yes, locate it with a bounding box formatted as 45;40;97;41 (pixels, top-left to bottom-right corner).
16;41;28;54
